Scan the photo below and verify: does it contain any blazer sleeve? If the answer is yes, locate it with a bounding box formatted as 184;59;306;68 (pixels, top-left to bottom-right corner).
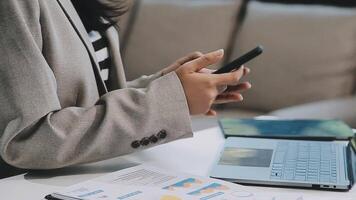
0;0;193;169
126;72;163;89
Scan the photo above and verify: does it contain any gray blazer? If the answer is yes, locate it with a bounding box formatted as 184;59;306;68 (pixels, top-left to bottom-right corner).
0;0;192;169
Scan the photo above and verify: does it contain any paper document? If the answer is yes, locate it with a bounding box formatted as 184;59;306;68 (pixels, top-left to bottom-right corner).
48;164;308;200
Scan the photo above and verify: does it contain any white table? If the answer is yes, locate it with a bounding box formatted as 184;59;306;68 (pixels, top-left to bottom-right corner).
0;127;355;200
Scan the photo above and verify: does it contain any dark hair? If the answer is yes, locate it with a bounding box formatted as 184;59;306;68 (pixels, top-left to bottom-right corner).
71;0;129;31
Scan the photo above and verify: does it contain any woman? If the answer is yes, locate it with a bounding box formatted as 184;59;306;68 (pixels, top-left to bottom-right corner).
0;0;251;173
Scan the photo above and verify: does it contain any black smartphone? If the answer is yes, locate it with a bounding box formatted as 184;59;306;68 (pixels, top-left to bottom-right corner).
213;45;264;74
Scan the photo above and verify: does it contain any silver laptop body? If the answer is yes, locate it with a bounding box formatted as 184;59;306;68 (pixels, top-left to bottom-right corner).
210;137;354;191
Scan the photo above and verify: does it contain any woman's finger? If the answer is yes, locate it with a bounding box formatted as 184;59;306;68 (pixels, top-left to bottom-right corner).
225;82;251;92
199;68;215;74
217;85;228;94
211;66;244;86
243;67;251;76
185;49;224;72
177;51;204;65
163;52;204;75
205;109;217;116
214;93;243;104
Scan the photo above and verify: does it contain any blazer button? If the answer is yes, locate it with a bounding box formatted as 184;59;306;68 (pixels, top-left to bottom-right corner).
149;135;158;143
157;130;167;139
131;140;140;149
140;137;150;146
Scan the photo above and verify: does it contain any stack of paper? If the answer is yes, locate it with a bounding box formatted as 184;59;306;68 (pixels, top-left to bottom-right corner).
46;164;312;200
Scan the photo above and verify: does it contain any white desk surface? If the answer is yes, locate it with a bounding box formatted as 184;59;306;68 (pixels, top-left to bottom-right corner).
0;127;355;200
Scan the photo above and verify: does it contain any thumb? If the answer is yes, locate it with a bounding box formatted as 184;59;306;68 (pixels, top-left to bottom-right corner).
184;49;224;72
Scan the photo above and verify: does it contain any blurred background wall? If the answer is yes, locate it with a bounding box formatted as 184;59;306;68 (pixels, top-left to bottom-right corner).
117;0;356;128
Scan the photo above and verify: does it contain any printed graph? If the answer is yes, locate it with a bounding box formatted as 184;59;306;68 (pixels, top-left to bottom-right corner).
162;178;203;191
187;183;229;196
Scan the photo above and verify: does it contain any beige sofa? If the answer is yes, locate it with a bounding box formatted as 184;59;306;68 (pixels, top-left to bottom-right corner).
118;0;356;129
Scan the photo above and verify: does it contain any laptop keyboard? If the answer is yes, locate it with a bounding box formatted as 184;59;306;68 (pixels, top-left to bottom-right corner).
270;141;337;183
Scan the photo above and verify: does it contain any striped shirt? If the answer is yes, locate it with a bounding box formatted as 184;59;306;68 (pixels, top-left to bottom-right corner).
88;30;111;86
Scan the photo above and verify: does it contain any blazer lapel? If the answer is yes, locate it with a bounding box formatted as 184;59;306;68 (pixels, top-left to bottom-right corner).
105;27;127;90
56;0;108;95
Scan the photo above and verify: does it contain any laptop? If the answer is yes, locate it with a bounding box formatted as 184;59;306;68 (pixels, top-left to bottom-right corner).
210;137;356;191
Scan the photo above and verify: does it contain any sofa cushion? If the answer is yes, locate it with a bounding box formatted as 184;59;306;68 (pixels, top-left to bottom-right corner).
122;0;242;80
230;2;356;111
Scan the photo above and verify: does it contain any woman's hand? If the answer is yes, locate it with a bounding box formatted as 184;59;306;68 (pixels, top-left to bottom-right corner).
201;67;251;116
176;49;249;115
160;52;204;76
